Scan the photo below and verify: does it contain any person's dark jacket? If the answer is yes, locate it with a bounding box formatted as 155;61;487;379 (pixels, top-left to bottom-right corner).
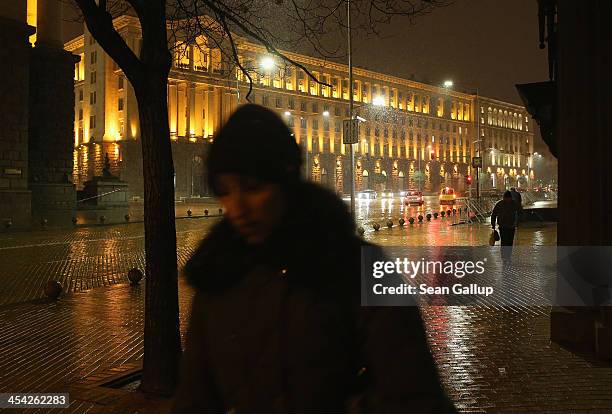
171;182;456;414
510;189;522;207
491;199;519;229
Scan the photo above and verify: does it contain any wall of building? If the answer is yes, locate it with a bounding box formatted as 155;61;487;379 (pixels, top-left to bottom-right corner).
65;15;534;198
0;8;33;228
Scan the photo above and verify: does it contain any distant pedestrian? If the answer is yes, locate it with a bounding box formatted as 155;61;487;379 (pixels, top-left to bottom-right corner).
491;190;520;262
509;187;522;208
171;104;456;413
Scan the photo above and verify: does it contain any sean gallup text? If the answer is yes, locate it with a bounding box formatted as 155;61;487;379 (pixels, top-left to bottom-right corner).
372;283;494;297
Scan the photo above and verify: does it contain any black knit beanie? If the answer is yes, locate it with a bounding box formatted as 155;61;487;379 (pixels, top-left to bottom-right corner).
207;104;302;194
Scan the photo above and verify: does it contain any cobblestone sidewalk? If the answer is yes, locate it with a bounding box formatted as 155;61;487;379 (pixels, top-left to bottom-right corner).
0;276;610;413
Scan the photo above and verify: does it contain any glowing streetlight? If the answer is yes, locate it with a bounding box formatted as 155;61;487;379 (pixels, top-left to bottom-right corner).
260;56;274;70
372;96;385;106
284;111;291;116
322;110;330;117
443;80;454;88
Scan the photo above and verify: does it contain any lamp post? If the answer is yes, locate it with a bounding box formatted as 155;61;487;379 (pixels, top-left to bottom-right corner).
443;80;481;199
347;0;356;217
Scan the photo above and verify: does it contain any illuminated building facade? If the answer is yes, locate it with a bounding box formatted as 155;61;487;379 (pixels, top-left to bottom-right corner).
1;0;76;229
65;15;534;198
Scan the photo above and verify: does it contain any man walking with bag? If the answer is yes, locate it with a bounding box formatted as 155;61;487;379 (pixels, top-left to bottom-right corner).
491;190;520;261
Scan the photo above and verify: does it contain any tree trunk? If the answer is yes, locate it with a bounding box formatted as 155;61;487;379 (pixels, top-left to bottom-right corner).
137;74;181;395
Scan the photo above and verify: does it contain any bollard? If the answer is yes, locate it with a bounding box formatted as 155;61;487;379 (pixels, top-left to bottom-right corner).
398;218;405;227
418;215;424;222
44;280;62;299
204;209;209;217
373;223;380;231
426;213;432;221
386;220;393;229
128;268;143;285
408;217;415;225
357;226;365;236
99;215;106;224
187;209;192;217
124;214;131;222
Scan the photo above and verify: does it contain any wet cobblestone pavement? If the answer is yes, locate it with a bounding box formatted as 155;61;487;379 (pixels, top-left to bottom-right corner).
0;199;610;413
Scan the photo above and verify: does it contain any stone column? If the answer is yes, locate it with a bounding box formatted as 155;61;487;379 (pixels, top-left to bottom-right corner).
28;0;78;227
550;0;612;359
0;1;34;229
35;0;62;48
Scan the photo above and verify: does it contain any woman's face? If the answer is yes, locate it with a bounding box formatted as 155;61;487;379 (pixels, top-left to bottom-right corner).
215;174;286;245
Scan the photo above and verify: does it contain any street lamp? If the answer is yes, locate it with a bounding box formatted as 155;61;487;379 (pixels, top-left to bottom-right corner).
443;79;481;199
260;56;274;70
372;96;385;106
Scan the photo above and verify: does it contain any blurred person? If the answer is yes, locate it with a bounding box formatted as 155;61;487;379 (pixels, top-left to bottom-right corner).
171;104;455;413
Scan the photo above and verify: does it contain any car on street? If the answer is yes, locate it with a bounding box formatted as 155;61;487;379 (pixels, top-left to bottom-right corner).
439;187;456;205
404;190;424;206
357;189;378;200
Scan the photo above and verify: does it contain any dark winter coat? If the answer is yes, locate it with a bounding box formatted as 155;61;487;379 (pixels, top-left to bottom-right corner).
171;182;456;414
491;199;520;229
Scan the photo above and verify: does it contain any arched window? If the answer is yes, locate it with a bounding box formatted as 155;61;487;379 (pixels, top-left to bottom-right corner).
487;107;492;125
493;109;498;126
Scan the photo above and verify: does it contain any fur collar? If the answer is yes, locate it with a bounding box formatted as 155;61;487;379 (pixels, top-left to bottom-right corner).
184;182;361;293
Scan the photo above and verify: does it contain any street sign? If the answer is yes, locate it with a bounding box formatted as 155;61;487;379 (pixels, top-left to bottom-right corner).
472;156;482;168
343;118;359;144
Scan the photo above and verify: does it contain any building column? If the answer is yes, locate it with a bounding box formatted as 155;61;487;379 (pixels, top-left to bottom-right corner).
0;1;34;229
550;0;612;359
28;0;78;226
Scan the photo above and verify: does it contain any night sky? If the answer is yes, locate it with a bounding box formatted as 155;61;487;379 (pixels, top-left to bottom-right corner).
62;0;552;155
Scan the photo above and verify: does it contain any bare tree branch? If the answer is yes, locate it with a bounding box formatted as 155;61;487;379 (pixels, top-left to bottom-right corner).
74;0;144;86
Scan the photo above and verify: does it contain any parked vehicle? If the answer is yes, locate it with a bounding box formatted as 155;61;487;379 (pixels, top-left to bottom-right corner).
439;187;456;205
404;190;424;206
357;189;378;200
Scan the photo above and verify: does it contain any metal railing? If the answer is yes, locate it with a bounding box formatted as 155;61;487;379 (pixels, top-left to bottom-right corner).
77;188;123;203
460;196;496;224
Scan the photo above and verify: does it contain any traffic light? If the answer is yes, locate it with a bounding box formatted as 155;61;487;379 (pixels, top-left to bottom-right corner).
465;175;472;185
